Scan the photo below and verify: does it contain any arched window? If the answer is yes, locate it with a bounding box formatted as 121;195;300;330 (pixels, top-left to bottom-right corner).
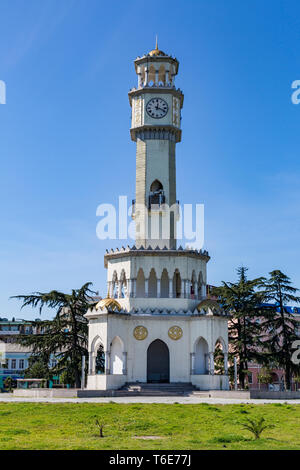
148;268;157;298
158;64;166;85
119;270;127;298
214;339;225;375
95;345;105;375
150;179;163;193
194;337;209;374
173;269;181;298
112;271;118;298
136;268;145;297
148;65;156;86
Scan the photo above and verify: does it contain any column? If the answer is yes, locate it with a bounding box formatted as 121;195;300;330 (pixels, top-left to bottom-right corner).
138;73;142;88
190;352;195;375
122;352;128;375
145;279;149;298
126;279;131;298
155;70;159;84
181;279;185;298
132;279;136;298
105;351;110;375
224;352;228;375
145;68;149;86
157;279;161;298
194;281;198;300
88;352;93;375
201;284;206;298
209;352;215;375
169;279;173;298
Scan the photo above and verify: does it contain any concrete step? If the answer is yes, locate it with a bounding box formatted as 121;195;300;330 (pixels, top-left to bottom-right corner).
119;382;197;396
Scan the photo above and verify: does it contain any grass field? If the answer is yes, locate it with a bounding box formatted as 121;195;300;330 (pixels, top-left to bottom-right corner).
0;402;299;450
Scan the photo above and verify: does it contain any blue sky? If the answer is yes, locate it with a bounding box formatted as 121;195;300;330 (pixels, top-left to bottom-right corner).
1;0;300;320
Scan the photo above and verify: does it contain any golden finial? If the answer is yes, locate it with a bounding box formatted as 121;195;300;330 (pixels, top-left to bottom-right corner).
155;35;158;50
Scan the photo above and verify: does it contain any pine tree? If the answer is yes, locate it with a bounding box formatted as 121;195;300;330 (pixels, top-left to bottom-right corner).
12;282;97;388
212;267;266;389
260;270;300;390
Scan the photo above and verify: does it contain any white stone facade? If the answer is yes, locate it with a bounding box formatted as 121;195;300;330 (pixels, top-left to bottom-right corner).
85;44;229;391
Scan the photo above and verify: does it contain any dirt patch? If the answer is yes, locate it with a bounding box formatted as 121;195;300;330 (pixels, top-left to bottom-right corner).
133;435;165;440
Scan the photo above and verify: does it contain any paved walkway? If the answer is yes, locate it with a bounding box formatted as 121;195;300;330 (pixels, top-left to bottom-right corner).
1;394;300;404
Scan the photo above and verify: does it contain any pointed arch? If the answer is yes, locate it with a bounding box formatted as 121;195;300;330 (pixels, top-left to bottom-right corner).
150;179;163;193
148;64;156;85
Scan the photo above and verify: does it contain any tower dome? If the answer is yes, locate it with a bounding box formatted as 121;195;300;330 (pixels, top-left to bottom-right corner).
148;38;167;57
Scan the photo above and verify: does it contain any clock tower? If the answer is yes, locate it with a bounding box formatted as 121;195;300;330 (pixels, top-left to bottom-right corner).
85;43;229;393
129;41;183;249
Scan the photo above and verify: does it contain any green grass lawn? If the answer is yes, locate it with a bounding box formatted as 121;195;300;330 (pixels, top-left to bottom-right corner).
0;402;299;450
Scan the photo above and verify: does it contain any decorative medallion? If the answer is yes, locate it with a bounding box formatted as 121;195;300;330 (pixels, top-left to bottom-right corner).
168;326;183;341
133;325;148;341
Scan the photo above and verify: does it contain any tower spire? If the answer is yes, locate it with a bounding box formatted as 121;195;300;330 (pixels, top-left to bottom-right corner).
155;34;158;51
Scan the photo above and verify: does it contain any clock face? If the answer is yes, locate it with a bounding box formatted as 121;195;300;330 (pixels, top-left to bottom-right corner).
146;97;168;119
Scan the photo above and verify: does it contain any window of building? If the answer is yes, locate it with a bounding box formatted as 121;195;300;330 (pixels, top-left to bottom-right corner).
19;359;24;369
247;372;253;384
11;359;16;369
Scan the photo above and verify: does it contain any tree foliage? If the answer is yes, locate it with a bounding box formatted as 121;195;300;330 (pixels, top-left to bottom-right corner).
260;270;300;390
212;267;266;388
12;282;97;388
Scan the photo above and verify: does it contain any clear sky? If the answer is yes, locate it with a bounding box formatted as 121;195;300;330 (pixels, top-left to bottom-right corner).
1;0;300;320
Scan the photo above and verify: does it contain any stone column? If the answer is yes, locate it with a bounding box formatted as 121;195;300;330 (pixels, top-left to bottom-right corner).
118;281;123;298
169;279;173;298
127;279;132;298
122;352;128;375
201;284;206;298
138;73;142;88
181;279;185;298
224;352;228;375
209;352;215;375
155;70;159;84
105;351;110;375
194;281;198;299
107;281;111;297
88;352;93;375
157;279;161;298
145;68;149;86
132;279;136;298
190;352;195;375
145;279;149;298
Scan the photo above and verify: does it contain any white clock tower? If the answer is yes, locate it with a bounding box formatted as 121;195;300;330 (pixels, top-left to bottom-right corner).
129;41;183;249
85;43;229;394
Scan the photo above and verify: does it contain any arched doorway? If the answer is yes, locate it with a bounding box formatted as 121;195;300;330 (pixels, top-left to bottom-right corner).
147;339;170;383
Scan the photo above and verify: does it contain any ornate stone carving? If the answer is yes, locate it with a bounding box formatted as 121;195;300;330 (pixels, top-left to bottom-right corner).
133;325;148;340
168;325;183;340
